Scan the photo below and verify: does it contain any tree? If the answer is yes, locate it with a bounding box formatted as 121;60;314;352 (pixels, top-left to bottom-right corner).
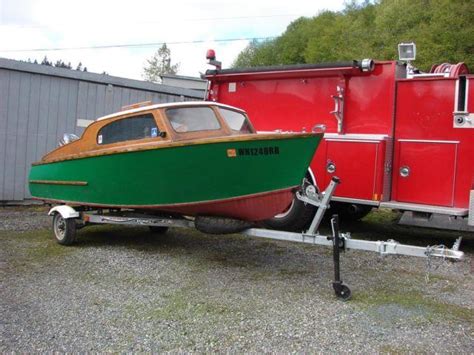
54;59;72;69
41;56;53;66
25;57;89;71
232;0;473;71
232;39;278;67
143;43;180;83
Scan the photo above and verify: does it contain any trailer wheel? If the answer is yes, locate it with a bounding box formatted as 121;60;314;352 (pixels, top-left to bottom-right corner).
52;213;77;245
148;226;169;234
263;196;316;232
195;216;254;234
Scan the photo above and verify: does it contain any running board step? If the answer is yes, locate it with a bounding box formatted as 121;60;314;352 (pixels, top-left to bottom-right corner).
380;201;468;216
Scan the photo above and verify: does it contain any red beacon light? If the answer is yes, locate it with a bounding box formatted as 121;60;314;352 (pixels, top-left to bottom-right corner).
206;49;216;61
206;49;221;70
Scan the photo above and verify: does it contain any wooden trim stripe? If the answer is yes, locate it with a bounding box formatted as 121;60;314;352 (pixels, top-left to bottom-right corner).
29;180;88;186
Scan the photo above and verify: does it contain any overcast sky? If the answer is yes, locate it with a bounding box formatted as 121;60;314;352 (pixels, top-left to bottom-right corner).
0;0;345;80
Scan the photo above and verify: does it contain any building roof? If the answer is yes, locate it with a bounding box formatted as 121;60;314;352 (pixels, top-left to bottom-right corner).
160;74;207;83
0;57;204;99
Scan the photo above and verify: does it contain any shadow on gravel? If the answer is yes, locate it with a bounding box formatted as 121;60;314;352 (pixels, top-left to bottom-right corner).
73;225;248;250
73;225;320;270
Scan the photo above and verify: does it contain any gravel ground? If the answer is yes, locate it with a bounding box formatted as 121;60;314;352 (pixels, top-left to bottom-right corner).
1;206;473;352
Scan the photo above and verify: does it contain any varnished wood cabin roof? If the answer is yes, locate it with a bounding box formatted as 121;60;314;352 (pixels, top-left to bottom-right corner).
97;101;246;122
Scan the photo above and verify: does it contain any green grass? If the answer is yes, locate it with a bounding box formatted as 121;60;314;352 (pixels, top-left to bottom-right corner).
354;286;473;324
0;229;73;265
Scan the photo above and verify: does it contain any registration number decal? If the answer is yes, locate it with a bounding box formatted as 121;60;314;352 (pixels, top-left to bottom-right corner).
227;146;280;158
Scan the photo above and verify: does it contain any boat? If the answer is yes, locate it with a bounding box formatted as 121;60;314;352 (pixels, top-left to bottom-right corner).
29;101;323;221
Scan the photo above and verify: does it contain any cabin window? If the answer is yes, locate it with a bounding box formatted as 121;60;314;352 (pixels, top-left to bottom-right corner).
97;114;159;145
166;107;221;133
219;108;253;133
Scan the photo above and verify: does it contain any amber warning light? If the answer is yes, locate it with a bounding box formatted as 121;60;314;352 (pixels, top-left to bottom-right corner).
206;49;222;70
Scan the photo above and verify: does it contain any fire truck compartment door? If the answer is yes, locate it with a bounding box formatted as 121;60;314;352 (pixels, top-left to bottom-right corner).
394;141;457;206
323;139;386;201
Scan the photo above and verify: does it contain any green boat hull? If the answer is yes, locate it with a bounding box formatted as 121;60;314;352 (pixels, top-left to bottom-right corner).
29;134;321;220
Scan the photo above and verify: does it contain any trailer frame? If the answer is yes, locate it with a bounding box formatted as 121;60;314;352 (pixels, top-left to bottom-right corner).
48;177;464;300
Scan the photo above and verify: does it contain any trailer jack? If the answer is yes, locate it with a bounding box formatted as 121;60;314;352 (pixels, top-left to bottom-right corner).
330;214;351;300
49;177;464;300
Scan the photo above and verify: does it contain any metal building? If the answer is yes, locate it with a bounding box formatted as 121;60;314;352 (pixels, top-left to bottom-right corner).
0;58;204;202
160;74;207;92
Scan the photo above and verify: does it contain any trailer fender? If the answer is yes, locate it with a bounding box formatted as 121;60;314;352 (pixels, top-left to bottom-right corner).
48;205;80;219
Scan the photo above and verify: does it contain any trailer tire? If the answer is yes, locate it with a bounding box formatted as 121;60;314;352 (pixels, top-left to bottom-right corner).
52;213;77;245
263;197;317;232
330;202;372;221
195;216;254;234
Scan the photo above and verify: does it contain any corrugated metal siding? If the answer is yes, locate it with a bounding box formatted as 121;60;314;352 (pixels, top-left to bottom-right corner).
0;60;202;201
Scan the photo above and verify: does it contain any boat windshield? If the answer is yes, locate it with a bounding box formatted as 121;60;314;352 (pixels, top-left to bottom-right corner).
219;108;254;134
166;107;221;133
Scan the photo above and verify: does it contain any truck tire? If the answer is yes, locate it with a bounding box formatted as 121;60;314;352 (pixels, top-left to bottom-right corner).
330;202;372;221
263;173;317;232
263;197;317;232
52;213;77;245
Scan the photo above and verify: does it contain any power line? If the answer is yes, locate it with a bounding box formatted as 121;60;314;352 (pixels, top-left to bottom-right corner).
0;36;276;53
5;13;306;29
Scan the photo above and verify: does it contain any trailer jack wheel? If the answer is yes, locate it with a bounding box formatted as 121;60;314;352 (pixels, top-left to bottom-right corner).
333;281;352;301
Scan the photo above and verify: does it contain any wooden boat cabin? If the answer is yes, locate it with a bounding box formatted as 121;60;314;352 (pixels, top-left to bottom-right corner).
40;102;256;163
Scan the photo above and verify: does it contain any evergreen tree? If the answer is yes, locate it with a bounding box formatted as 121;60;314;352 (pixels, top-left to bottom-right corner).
143;43;180;83
41;56;52;66
29;58;85;71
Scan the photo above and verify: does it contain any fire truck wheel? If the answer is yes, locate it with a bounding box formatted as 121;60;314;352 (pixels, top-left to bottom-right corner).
330;202;372;221
263;197;317;232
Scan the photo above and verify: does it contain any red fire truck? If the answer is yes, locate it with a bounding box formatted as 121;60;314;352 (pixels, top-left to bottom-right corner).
204;44;474;232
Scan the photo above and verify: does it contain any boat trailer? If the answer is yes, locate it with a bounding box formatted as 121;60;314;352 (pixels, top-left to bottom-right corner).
49;177;464;300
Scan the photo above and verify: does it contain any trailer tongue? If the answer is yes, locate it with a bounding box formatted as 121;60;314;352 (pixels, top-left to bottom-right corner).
48;177;464;301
